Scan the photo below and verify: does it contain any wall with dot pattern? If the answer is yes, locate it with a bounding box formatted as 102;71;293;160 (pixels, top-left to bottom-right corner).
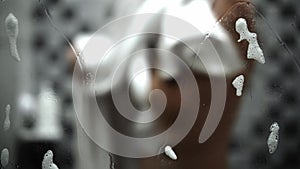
229;0;300;169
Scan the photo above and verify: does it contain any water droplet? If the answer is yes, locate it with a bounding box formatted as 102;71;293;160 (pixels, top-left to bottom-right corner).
235;18;265;64
1;148;9;168
84;72;94;85
267;122;279;154
42;150;59;169
232;75;244;96
5;13;21;62
164;145;177;160
3;104;11;131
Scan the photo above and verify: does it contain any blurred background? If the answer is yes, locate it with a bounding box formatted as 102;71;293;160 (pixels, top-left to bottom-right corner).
0;0;300;169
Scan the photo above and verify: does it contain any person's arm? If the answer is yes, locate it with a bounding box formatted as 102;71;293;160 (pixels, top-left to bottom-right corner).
144;1;255;169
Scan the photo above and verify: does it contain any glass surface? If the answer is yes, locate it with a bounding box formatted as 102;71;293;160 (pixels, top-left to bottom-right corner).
0;0;299;169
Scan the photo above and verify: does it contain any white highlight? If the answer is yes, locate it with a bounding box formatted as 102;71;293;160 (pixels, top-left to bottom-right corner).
232;75;244;96
267;122;279;154
235;18;265;64
164;145;177;160
1;148;9;168
35;85;62;140
5;13;20;62
42;150;59;169
3;104;11;131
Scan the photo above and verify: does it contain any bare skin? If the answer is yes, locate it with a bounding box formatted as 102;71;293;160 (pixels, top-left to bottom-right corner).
138;1;255;169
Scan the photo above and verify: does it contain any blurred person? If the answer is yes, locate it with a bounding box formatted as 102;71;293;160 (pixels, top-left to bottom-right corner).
70;0;256;169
